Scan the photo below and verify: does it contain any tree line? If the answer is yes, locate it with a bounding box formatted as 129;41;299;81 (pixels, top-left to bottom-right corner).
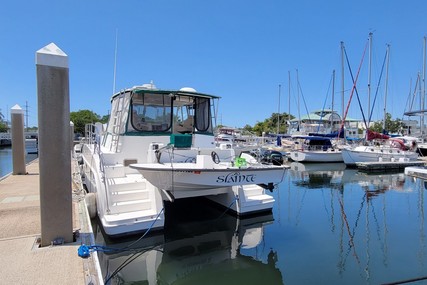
225;112;405;136
0;109;406;136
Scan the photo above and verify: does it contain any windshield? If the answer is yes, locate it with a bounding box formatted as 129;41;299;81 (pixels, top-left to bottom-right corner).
131;93;172;132
130;92;212;134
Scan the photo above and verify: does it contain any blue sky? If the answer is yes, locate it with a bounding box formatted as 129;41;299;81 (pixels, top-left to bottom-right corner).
1;1;427;128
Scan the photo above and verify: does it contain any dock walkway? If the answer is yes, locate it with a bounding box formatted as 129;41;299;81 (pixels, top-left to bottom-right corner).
0;159;101;285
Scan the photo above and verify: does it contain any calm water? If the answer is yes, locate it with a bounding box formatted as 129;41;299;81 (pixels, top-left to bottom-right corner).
0;147;38;178
93;162;427;285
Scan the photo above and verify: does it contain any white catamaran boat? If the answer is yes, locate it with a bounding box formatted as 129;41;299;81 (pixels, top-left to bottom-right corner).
79;83;287;237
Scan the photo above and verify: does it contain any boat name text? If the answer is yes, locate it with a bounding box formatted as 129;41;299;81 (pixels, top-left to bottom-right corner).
216;172;256;183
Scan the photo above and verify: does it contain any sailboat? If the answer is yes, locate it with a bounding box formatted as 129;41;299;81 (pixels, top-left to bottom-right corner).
289;135;343;162
341;39;419;167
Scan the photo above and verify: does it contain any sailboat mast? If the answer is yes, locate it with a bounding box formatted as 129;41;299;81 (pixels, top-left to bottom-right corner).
297;69;301;124
341;41;345;119
383;44;390;133
288;71;291;126
332;69;335;114
419;72;423;136
422;36;426;138
277;84;281;134
368;32;373;124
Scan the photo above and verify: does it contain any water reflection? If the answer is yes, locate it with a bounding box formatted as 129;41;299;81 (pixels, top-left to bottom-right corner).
290;162;345;189
283;163;427;284
94;198;284;285
289;162;408;197
95;164;427;285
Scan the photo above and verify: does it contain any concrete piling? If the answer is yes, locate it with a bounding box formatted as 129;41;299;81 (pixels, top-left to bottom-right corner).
70;121;74;152
11;104;26;175
36;43;73;246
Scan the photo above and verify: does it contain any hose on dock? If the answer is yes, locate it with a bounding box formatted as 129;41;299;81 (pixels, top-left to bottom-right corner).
77;207;164;258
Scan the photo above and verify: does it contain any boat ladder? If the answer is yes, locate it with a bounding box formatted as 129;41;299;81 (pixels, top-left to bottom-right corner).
110;91;125;152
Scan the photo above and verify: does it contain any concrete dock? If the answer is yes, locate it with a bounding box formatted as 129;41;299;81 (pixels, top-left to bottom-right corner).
0;159;102;285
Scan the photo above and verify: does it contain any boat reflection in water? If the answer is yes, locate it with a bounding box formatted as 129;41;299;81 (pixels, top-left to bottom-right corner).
284;163;424;284
289;162;346;189
289;162;407;196
94;164;427;285
93;197;283;285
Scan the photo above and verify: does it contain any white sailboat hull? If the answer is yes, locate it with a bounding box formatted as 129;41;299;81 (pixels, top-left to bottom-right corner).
289;150;343;162
341;146;419;166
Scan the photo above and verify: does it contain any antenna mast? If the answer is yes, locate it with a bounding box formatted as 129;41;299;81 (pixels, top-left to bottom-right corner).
112;29;118;95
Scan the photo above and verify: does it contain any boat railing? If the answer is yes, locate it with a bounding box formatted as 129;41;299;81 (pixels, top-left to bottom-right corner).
84;123;111;213
98;151;111;213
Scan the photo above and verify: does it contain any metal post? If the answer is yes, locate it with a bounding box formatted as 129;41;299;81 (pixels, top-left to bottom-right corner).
36;43;73;246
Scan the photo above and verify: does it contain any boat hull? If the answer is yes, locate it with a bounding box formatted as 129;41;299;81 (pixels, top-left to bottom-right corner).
289;150;343;162
130;163;287;192
341;146;419;167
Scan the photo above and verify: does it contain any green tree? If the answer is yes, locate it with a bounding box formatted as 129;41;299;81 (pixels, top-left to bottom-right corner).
0;110;7;132
100;114;110;124
70;109;102;135
252;112;295;136
242;124;253;133
369;113;403;134
0;121;7;132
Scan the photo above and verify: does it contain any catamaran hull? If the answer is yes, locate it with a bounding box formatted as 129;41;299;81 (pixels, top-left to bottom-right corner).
130;164;286;192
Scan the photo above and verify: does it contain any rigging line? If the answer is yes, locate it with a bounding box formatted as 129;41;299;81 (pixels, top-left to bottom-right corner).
402;79;413;120
297;75;311;123
339;41;369;133
369;198;388;264
351;192;366;241
316;73;334;133
342;192;366;266
368;47;388;126
337;195;361;264
410;75;421;113
289;73;300;120
345;45;369;130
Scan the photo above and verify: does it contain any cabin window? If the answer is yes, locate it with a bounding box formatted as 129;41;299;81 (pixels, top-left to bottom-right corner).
171;95;212;133
131;93;172;132
172;95;195;134
194;97;211;132
130;91;213;134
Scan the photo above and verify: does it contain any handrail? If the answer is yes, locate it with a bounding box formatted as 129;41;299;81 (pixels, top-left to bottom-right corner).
98;152;110;213
85;123;111;213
